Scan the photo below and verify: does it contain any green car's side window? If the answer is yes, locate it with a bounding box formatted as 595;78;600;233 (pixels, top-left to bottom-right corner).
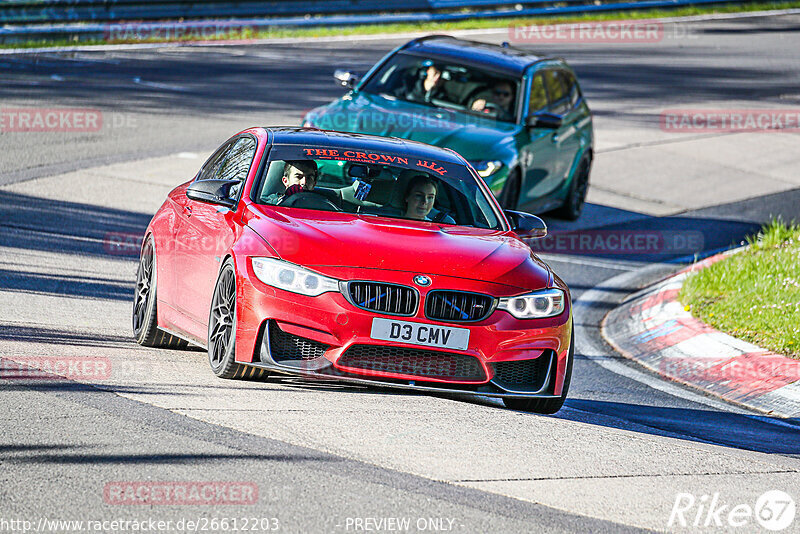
529;73;547;114
544;70;570;115
562;71;581;107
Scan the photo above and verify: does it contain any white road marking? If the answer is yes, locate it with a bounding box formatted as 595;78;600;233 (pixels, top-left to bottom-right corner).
132;77;188;92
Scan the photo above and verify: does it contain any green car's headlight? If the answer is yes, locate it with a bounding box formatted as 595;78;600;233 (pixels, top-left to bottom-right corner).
498;288;565;319
471;160;503;178
251;258;339;296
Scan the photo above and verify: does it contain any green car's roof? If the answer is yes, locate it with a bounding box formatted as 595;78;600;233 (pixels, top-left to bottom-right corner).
401;35;548;77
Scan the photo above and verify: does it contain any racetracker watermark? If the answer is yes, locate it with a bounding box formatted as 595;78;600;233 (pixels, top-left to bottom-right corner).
104;22;255;42
660;109;800;133
0;109;138;133
104;232;143;256
305;108;509;132
0;517;280;532
0;108;102;133
660;354;800;384
0;356;111;381
668;490;795;530
528;230;704;256
104;481;259;506
107;232;301;257
509;20;699;44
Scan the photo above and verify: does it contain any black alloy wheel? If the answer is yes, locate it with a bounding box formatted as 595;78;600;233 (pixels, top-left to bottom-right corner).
208;259;268;380
133;236;187;348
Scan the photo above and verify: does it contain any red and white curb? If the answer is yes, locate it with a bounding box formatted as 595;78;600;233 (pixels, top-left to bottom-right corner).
602;252;800;418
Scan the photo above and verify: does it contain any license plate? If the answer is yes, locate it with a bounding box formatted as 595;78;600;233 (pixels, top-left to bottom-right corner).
370;318;469;351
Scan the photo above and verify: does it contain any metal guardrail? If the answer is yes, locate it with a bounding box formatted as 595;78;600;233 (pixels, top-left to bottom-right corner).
3;0;667;26
0;0;746;44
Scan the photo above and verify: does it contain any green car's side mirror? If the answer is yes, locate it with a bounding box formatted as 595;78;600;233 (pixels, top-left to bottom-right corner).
526;112;562;129
334;69;360;89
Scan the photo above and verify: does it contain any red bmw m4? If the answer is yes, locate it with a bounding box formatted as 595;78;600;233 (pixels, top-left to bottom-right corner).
133;127;573;413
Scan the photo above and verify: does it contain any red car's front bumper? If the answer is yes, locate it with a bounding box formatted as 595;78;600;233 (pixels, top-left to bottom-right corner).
233;257;572;399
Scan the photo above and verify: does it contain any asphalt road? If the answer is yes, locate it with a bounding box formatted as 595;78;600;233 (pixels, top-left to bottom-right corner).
1;12;800;533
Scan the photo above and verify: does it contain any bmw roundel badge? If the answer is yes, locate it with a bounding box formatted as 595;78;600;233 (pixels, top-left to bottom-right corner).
413;275;432;287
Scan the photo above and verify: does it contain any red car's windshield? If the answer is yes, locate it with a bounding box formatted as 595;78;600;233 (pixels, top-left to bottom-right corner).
254;145;503;230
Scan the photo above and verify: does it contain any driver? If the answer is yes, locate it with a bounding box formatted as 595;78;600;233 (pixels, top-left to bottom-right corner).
264;160;318;204
282;160;318;194
471;80;515;121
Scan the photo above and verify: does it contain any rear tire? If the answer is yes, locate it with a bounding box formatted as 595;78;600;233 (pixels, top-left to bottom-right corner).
503;330;574;414
555;159;590;221
133;235;188;349
208;259;269;381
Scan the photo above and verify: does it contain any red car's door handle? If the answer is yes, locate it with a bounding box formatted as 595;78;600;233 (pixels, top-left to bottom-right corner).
183;205;192;217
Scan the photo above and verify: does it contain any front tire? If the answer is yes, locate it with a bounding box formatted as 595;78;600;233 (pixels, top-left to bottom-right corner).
503;330;574;414
556;159;590;220
208;259;268;380
133;235;188;349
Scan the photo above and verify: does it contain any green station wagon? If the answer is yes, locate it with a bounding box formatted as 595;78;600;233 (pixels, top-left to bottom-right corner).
303;35;594;219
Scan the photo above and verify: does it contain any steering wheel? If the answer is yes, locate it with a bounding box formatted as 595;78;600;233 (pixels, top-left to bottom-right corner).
463;86;489;107
479;101;501;114
277;191;342;211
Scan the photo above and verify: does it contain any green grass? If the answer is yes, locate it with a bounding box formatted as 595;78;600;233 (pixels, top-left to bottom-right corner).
4;0;800;49
680;219;800;359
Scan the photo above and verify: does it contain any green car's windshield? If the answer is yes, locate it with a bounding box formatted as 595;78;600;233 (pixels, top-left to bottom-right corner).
254;145;503;230
360;52;520;123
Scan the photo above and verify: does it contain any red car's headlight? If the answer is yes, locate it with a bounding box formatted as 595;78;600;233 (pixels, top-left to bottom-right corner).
251;257;339;297
497;288;565;319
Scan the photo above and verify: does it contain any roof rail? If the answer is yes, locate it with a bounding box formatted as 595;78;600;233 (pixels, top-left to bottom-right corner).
400;34;453;49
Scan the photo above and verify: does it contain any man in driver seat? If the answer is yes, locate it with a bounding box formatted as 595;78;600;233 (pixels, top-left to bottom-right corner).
282;160;318;193
470;80;515;122
265;160;318;204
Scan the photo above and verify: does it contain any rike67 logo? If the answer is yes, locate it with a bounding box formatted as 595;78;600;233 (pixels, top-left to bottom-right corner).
669;490;795;531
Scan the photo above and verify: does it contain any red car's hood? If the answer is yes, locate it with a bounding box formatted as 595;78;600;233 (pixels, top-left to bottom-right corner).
246;206;550;291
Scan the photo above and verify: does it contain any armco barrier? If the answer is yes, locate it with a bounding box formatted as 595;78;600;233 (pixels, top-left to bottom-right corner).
0;0;747;44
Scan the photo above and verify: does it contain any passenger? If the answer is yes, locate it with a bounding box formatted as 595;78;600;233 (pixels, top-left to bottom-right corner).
403;175;455;223
471;80;515;121
407;62;448;104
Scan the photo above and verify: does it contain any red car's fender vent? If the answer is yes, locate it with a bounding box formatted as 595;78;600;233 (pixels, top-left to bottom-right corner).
268;321;329;362
490;351;555;394
337;345;486;382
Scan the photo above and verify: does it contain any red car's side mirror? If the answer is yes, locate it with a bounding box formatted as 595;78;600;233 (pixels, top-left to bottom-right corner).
505;210;547;239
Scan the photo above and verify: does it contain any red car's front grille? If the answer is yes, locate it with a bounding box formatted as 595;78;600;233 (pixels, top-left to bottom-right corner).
424;290;495;323
337;345;485;382
347;282;418;316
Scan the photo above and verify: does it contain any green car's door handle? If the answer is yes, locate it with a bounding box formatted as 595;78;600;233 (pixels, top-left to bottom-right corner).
552;124;575;144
